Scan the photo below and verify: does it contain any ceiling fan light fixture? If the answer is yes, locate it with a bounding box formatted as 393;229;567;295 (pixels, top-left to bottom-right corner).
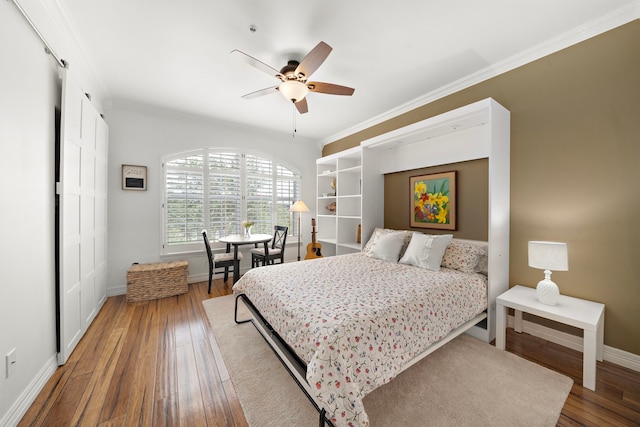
278;80;309;103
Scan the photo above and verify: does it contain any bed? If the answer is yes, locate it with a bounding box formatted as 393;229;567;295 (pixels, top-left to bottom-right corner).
233;231;490;427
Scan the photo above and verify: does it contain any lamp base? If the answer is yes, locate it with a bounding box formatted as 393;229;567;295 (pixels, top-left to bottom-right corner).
536;278;559;305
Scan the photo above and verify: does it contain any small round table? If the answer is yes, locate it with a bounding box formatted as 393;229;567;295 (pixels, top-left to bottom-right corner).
218;233;273;284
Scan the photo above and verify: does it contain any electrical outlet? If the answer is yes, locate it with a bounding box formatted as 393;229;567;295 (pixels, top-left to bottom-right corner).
6;348;16;378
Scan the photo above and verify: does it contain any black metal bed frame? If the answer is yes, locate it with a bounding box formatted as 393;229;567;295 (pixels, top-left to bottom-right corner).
234;293;335;427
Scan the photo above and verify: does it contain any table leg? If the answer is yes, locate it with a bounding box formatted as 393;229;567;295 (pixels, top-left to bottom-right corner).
496;302;506;350
596;312;604;362
232;244;240;284
514;309;523;333
583;328;597;391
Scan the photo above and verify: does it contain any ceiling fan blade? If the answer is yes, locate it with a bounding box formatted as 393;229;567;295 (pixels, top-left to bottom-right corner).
295;41;332;80
295;98;308;114
307;81;355;96
241;86;279;99
231;49;283;79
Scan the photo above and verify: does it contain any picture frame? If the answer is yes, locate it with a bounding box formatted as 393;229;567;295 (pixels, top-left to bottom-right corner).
122;164;147;190
410;171;456;230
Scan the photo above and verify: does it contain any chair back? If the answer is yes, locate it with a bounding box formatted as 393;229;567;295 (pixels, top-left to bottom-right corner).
202;230;213;268
272;225;288;250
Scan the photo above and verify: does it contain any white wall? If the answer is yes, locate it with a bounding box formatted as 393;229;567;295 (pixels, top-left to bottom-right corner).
105;102;321;295
0;1;105;425
1;3;319;422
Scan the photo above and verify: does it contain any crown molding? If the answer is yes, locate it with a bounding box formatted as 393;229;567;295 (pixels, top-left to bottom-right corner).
321;1;640;147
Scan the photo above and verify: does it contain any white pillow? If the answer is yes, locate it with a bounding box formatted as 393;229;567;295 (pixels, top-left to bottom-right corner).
363;228;412;258
367;231;406;262
399;233;453;271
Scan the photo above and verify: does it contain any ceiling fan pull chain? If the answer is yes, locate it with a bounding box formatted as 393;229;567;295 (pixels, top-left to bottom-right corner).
292;103;297;138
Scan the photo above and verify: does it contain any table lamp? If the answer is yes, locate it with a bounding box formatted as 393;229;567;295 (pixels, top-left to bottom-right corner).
528;241;569;305
289;200;309;261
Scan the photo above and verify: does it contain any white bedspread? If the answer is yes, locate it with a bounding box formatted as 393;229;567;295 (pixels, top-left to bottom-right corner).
233;253;487;427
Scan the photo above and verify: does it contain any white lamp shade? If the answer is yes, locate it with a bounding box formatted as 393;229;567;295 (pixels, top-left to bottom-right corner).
289;200;310;213
279;80;309;103
528;241;569;271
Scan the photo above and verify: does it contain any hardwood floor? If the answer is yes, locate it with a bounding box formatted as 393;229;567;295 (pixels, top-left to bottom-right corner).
18;280;640;426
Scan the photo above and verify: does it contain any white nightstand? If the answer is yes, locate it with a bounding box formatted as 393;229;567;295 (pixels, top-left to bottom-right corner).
495;285;605;391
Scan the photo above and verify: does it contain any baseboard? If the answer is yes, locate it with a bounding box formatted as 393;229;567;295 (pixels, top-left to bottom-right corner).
0;355;58;427
507;315;640;373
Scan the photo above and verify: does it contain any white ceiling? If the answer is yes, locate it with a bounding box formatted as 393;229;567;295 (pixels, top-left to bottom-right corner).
54;0;638;142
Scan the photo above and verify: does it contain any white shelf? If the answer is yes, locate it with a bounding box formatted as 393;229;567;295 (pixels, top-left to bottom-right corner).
318;238;337;245
316;146;372;255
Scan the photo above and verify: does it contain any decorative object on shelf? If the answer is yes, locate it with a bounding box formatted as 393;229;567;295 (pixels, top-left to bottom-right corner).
528;241;569;305
325;201;336;213
322;192;335;197
289;200;310;261
122;164;147;190
241;220;255;238
330;178;337;193
410;171;456;230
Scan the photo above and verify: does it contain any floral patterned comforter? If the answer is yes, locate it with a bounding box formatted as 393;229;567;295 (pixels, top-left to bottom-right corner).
233;253;488;427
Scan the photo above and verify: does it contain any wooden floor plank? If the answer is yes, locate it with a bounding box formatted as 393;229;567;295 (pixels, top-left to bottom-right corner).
176;342;207;426
69;328;127;426
124;352;157;427
16;360;77;427
154;296;178;402
98;303;150;423
16;279;640;427
152;395;179;427
193;338;235;427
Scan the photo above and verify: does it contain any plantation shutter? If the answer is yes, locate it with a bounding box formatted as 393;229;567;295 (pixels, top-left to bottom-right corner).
162;149;301;254
165;155;204;245
209;152;242;239
246;154;273;235
276;164;299;235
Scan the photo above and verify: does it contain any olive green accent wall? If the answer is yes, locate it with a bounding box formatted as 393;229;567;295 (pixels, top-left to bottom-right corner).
322;21;640;355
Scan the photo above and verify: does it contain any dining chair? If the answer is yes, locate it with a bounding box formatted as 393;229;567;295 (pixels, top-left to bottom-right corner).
250;225;288;268
202;230;243;293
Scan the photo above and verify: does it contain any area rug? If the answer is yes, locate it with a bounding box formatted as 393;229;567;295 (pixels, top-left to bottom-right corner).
203;295;572;427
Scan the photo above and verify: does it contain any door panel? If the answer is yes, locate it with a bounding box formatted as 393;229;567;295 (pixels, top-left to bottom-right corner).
57;69;108;364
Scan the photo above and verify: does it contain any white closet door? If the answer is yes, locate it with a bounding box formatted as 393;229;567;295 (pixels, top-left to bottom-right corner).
58;68;108;364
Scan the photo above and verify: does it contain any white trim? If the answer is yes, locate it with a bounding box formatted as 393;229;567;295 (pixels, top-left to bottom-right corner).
0;355;58;427
321;2;640;147
507;314;640;373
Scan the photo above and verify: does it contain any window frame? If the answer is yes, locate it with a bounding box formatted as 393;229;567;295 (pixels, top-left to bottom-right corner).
161;148;302;255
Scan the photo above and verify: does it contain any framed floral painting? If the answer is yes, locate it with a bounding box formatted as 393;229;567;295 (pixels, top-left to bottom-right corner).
410;171;456;230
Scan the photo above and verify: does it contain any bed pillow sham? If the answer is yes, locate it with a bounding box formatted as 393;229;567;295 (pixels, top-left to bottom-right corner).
441;239;487;273
363;228;412;259
367;231;407;262
399;233;453;271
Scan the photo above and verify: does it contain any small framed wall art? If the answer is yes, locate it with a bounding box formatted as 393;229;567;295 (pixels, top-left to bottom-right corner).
410;171;456;230
122;164;147;190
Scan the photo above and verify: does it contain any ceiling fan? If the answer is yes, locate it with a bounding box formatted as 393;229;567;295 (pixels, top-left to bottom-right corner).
231;41;355;114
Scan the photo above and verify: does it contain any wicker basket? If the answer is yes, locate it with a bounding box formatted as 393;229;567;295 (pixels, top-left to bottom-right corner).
126;260;188;302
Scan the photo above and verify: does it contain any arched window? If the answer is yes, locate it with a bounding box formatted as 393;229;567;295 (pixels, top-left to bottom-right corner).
162;148;301;254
